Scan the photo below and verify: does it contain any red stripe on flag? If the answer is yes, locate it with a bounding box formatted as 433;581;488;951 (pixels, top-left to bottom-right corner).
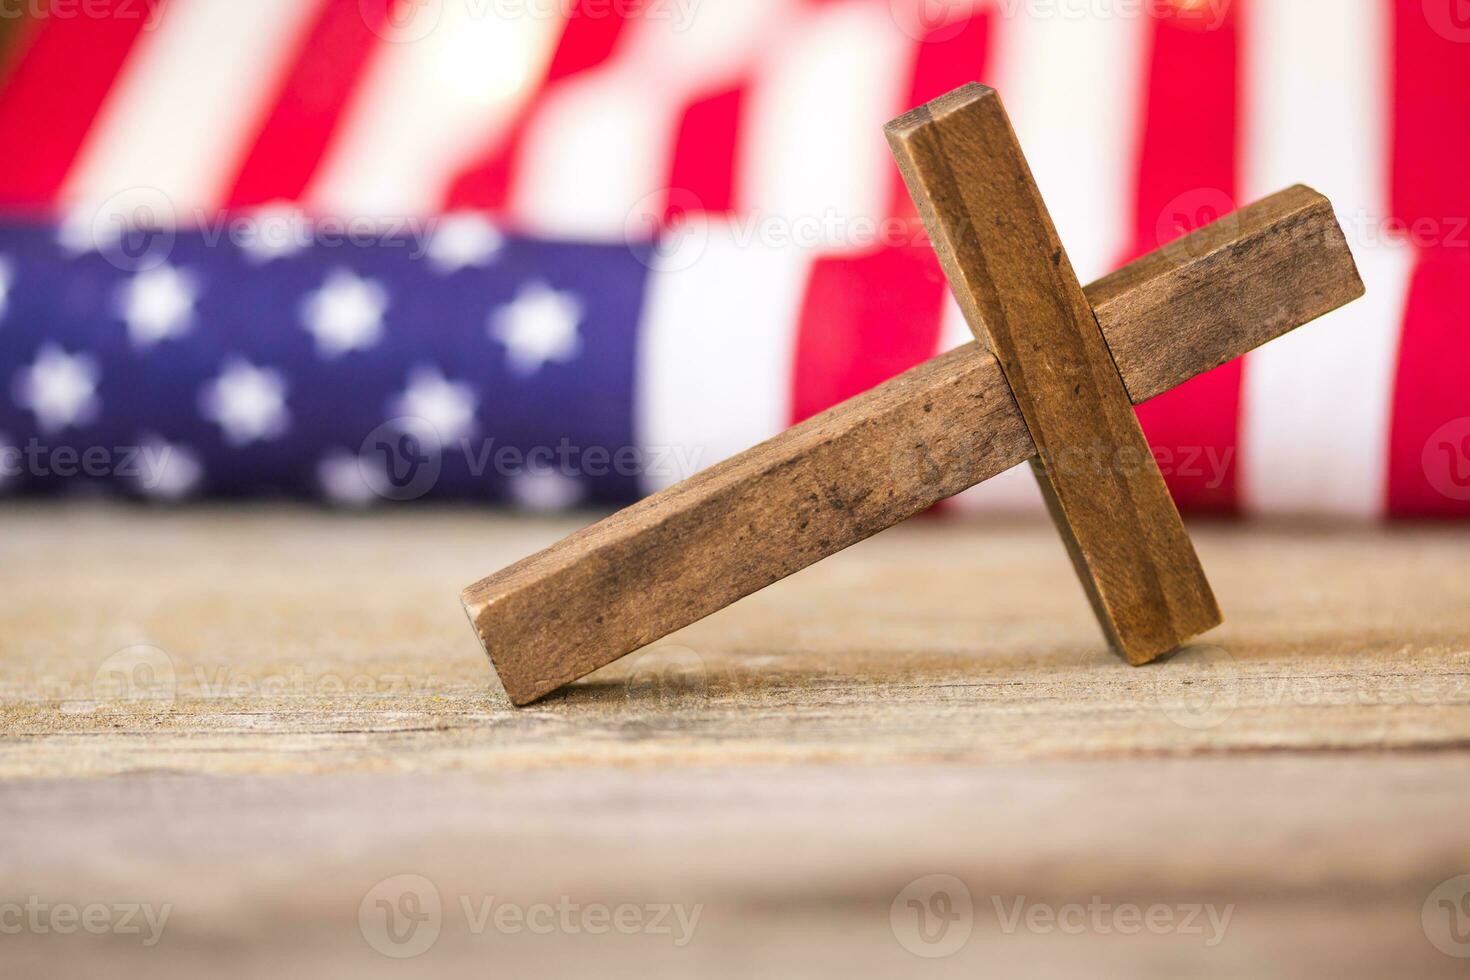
1391;0;1470;229
1387;8;1470;517
222;0;384;207
664;85;745;219
1387;252;1470;517
0;3;157;210
789;244;949;424
890;10;992;217
443;1;631;212
788;9;990;428
1127;3;1242;514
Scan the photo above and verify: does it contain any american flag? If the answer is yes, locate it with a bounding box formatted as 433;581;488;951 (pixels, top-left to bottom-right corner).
0;0;1465;517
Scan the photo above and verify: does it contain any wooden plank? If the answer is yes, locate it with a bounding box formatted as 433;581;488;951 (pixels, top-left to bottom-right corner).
2;509;1465;771
2;510;1469;980
5;756;1470;980
885;83;1219;665
462;185;1363;704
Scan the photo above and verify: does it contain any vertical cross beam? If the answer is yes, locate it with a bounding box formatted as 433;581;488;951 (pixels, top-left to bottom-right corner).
886;83;1221;664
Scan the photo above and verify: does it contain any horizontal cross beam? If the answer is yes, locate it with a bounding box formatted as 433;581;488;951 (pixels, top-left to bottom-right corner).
463;185;1363;705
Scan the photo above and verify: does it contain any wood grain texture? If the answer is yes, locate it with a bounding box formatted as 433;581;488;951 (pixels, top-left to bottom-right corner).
1;509;1469;979
463;185;1363;705
885;83;1218;665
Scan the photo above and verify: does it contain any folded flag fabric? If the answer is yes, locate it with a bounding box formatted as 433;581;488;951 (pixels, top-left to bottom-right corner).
0;0;1467;517
0;214;660;508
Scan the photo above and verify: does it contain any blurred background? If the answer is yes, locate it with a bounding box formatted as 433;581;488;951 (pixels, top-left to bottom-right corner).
0;0;1465;518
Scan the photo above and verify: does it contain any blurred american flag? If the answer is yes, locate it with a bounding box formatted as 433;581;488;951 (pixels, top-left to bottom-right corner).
0;0;1465;517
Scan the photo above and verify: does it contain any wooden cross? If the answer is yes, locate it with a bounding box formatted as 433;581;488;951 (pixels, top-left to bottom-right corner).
462;84;1365;706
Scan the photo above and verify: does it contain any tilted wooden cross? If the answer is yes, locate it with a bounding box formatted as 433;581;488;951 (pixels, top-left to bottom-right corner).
462;84;1365;706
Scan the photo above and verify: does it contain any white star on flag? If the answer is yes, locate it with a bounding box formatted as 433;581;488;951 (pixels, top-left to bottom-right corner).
389;366;478;446
426;213;504;274
300;269;388;358
0;256;11;320
237;203;310;264
116;264;198;347
317;449;378;507
488;282;583;375
135;435;204;501
508;469;585;512
56;205;99;257
199;359;290;445
12;344;100;433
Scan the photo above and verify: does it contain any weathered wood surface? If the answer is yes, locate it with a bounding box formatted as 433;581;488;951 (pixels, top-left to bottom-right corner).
2;507;1469;979
887;83;1218;665
464;185;1362;704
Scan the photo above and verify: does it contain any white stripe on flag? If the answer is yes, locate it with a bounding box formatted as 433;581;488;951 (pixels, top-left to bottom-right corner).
937;294;972;353
1240;0;1405;517
63;0;322;212
509;0;792;237
634;222;813;494
738;0;914;238
985;7;1148;284
307;0;561;217
942;301;1047;514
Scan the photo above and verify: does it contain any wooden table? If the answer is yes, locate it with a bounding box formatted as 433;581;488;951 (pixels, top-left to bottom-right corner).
2;504;1468;978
